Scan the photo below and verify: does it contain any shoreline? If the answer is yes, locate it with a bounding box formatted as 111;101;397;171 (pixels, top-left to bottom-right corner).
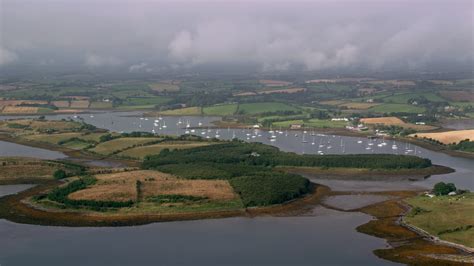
399;206;474;254
0;182;329;227
355;190;474;265
281;164;455;181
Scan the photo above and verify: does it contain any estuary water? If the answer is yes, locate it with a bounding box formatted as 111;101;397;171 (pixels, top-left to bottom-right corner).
2;111;470;190
0;111;472;265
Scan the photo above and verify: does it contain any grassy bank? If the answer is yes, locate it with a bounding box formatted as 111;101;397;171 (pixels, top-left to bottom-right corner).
404;193;474;249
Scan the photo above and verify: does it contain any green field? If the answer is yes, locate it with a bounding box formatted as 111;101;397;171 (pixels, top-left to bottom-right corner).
148;83;180;92
272;119;346;128
369;103;425;114
22;132;106;144
382;92;446;103
159;107;203;115
118;96;171;109
91;137;160;155
405;193;474;248
238;102;298;115
118;141;212;159
202;104;238;116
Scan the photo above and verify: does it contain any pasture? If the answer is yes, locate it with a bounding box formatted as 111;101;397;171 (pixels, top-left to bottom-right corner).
361;117;435;131
339;102;381;110
404;193;474;248
202;104;238;116
159;107;202;115
382;92;445;104
149;83;180;92
118;141;213;159
90;137;160;155
238;102;298;115
368;103;425;114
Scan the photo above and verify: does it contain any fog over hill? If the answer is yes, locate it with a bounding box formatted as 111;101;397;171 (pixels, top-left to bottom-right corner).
1;0;473;74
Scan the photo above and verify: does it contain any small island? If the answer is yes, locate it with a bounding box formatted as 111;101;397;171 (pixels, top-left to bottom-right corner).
0;118;451;226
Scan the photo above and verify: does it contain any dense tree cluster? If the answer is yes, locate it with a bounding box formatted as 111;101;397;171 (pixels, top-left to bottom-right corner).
143;141;432;170
450;140;474;152
229;173;310;207
432;182;457;196
142;141;431;206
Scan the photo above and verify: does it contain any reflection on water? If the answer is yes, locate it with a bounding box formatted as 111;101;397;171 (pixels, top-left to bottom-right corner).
324;194;395;210
0;214;395;266
2;111;468;265
0;140;66;159
0;184;34;197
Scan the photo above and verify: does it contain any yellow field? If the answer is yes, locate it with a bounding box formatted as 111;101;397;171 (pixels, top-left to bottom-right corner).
68;170;236;202
361;117;436;131
91;137;160;155
340;102;380;110
412;130;474;144
259;79;292;86
233;92;257;96
52;101;70;108
118;141;212;159
69;100;90;108
1;106;39;113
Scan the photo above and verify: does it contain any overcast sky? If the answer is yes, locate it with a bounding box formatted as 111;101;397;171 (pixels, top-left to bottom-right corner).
1;0;473;73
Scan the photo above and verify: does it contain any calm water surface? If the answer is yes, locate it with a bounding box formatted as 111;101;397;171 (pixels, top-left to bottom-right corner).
0;111;471;265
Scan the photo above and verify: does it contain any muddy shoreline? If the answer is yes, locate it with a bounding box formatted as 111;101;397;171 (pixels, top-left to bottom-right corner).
0;182;329;227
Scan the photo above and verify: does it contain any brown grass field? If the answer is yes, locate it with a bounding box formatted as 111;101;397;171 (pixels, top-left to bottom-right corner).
361;117;436;131
69;100;90;108
320;100;347;106
0;157;60;181
23;132;107;144
68;170;237;202
440;91;474;102
118;141;212;159
412;129;474;144
340;102;381;110
52;101;70;108
1;106;39;114
91;137;160;155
